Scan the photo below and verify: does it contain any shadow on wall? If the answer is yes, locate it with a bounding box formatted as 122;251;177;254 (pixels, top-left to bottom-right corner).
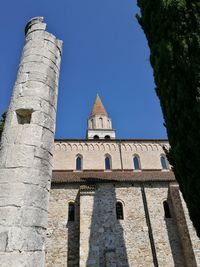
67;193;80;267
84;182;129;267
165;193;185;267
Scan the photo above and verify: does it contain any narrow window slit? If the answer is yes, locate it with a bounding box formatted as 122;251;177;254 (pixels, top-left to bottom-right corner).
163;201;171;218
76;155;82;170
68;203;75;221
105;156;111;170
161;155;168;170
116;202;124;220
133;155;140;170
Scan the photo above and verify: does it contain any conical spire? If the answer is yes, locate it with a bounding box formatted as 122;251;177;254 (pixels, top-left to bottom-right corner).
90;94;108;117
87;94;116;139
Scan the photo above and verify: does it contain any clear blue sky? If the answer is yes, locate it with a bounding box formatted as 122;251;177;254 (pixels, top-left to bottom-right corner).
0;0;167;139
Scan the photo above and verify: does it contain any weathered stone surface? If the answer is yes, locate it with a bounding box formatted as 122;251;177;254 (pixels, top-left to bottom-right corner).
145;183;185;267
0;168;51;187
0;251;45;267
0;231;8;251
5;145;35;168
46;185;80;267
46;179;200;267
0;17;62;266
46;184;154;267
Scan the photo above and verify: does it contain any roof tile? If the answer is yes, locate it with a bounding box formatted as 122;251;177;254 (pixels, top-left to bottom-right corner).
90;94;108;117
52;170;175;183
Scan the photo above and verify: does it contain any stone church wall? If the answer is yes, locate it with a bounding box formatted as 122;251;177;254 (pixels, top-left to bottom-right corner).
144;183;184;266
180;192;200;266
46;181;185;267
46;185;80;267
53;141;170;171
79;183;154;267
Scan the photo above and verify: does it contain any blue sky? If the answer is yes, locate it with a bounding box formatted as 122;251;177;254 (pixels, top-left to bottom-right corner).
0;0;167;139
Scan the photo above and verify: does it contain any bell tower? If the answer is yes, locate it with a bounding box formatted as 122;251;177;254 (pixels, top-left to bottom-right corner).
86;94;116;139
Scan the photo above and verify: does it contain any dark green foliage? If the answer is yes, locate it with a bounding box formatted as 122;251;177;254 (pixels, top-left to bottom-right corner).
0;112;6;142
137;1;200;236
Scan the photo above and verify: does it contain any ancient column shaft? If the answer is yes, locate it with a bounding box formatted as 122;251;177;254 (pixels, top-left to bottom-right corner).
0;17;62;266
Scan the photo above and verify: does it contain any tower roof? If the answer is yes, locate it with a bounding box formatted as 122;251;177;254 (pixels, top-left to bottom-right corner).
90;94;108;117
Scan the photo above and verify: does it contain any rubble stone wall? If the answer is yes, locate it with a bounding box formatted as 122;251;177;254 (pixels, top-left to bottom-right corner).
46;182;186;267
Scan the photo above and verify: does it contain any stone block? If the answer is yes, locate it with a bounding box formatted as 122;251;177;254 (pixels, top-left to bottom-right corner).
0;207;21;227
7;226;45;251
23;41;45;53
26;22;47;35
44;31;57;43
33;156;53;172
0;231;8;251
15;72;28;85
0;183;26;207
12;96;41;112
0;167;51;187
0;177;49;210
34;146;53;164
21;54;43;64
0;251;45;267
5;144;35;168
24;184;49;210
0;146;7;168
41;128;54;152
22;206;47;228
32;111;55;132
15;125;43;147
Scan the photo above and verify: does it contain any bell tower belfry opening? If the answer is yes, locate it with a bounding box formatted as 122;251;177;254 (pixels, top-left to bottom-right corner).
86;94;116;139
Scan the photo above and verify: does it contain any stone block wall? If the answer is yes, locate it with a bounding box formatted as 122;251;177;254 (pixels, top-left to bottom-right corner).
0;17;62;266
179;189;200;266
46;181;186;267
144;183;184;266
46;185;80;267
168;185;197;267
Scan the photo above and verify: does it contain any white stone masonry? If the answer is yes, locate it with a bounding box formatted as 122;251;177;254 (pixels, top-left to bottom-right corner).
0;17;62;267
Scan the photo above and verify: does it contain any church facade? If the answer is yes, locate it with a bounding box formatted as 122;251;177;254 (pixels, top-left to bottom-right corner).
46;95;200;267
1;17;200;267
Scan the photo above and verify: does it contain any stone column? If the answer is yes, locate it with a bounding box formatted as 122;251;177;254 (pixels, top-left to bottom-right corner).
0;17;62;266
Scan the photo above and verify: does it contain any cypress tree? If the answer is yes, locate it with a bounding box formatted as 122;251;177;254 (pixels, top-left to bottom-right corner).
137;1;200;236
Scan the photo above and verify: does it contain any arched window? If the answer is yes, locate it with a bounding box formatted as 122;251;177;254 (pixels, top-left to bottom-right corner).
76;155;82;170
94;135;99;140
105;155;111;170
116;202;124;220
68;202;75;221
105;135;111;140
163;201;171;218
161;155;168;170
99;117;103;128
133;155;140;170
91;119;94;129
